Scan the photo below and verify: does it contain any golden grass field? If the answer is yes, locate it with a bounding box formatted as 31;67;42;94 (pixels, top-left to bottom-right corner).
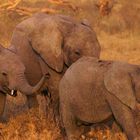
0;0;140;139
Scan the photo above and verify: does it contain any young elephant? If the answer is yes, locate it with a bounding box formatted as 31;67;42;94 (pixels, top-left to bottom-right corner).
0;44;48;121
59;56;140;140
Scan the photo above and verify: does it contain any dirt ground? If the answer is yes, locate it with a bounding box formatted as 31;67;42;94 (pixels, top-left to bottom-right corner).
0;0;140;140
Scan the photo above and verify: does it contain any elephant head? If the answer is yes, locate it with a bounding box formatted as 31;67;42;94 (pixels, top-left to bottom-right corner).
63;23;101;66
0;44;47;96
28;14;101;72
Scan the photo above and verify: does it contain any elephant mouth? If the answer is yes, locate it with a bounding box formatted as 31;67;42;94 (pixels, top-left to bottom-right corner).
1;86;17;97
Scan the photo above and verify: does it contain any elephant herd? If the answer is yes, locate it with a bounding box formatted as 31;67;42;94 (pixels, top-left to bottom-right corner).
0;13;139;140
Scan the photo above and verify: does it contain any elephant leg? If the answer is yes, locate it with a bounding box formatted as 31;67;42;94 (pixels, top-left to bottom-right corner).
53;97;60;121
107;93;139;140
37;94;47;119
26;95;39;109
0;93;6;122
60;103;84;140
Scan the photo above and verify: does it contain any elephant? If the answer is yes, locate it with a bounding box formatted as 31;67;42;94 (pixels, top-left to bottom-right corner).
0;44;48;122
59;56;140;140
9;13;101;110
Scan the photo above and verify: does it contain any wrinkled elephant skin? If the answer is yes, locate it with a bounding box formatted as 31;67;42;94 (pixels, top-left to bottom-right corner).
59;57;140;140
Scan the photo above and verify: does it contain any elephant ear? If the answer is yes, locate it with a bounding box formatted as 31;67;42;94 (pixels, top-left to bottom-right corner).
31;21;64;72
104;63;136;110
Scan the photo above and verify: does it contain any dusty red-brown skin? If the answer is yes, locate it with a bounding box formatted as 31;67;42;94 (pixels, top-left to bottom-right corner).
59;56;140;140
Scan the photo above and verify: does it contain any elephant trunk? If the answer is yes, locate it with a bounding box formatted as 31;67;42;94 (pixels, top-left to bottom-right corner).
16;73;46;95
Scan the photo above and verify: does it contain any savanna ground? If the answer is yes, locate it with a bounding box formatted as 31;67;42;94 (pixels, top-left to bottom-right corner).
0;0;140;139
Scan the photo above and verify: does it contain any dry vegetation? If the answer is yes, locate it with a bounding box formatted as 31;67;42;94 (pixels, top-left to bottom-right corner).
0;0;140;140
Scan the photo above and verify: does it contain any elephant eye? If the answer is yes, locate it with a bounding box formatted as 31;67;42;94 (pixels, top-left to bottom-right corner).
2;72;7;76
75;50;81;56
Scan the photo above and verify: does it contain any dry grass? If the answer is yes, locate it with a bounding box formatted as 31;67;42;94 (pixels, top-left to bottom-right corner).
0;95;128;140
99;31;140;64
0;0;140;140
0;109;62;140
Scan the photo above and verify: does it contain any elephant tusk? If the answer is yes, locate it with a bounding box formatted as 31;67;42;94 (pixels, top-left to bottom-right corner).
10;90;17;97
11;90;14;96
